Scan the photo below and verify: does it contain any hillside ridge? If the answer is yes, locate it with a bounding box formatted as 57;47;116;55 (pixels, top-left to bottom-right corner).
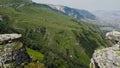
0;1;112;68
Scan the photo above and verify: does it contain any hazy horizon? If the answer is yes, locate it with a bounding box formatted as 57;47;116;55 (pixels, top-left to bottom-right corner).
32;0;120;11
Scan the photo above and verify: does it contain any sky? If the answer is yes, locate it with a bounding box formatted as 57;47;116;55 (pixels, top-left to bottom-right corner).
32;0;120;11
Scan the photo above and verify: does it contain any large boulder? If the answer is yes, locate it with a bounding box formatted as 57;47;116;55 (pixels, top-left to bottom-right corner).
90;44;120;68
90;31;120;68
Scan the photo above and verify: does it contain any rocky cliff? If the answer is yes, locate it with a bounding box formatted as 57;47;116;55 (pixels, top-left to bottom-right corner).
90;43;120;68
90;31;120;68
0;34;30;68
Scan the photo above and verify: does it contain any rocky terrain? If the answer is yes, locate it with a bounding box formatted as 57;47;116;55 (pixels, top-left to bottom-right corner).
90;44;120;68
0;34;30;68
90;31;120;68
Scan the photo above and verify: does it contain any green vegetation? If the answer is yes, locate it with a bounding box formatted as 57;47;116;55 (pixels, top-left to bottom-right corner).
26;48;44;61
116;51;120;56
0;42;23;51
24;62;45;68
90;63;94;68
13;42;23;50
0;0;112;68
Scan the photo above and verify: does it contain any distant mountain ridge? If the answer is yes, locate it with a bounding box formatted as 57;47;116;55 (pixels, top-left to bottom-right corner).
93;10;120;20
39;4;120;33
40;4;96;20
91;10;120;32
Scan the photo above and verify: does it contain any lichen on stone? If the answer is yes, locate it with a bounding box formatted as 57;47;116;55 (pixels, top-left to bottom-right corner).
0;33;30;68
90;31;120;68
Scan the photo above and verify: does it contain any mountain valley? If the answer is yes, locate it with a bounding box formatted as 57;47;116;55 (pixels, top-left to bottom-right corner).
0;0;114;68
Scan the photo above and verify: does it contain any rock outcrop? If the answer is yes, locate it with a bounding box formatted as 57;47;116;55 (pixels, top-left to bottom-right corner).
0;34;22;44
90;31;120;68
106;31;120;42
90;44;120;68
0;34;30;68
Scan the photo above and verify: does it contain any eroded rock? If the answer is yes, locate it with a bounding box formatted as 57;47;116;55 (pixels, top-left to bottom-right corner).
90;44;120;68
0;34;22;44
0;34;30;68
106;31;120;42
90;31;120;68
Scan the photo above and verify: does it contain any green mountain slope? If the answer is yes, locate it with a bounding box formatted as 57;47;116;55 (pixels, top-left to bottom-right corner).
0;0;112;68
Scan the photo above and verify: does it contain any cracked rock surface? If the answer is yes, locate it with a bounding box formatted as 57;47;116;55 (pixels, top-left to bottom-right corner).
0;34;30;68
90;44;120;68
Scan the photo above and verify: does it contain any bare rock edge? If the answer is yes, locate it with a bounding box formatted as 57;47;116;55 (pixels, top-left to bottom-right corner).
0;34;31;68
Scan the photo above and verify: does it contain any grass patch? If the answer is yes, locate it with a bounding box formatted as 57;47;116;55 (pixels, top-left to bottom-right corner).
26;48;44;61
24;62;45;68
116;51;120;56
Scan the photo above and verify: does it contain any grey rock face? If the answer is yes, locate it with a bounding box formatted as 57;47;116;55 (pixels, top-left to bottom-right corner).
106;31;120;42
0;34;22;44
90;31;120;68
90;44;120;68
0;34;30;68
